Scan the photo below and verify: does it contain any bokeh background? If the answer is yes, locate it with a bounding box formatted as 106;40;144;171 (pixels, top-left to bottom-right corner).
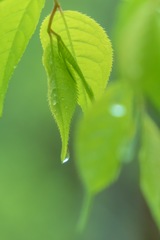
0;0;159;239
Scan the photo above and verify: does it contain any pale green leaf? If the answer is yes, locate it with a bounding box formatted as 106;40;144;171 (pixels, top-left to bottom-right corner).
116;0;160;110
40;11;113;112
40;34;77;162
74;81;135;195
0;0;45;116
139;115;160;228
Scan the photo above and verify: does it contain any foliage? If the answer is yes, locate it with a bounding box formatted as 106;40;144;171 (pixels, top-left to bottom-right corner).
40;10;112;161
0;0;45;116
0;0;160;239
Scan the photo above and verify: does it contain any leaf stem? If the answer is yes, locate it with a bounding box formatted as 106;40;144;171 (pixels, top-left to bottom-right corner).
48;0;76;58
76;192;93;234
47;1;59;39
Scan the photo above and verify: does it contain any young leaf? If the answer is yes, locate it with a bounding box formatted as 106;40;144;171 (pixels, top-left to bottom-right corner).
74;81;135;195
42;40;77;162
40;11;113;112
40;8;79;162
139;115;160;228
0;0;45;116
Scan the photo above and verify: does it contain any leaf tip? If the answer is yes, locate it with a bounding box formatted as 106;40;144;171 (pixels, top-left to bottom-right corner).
61;150;70;164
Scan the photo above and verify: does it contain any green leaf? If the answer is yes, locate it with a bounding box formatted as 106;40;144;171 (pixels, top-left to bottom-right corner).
0;0;45;116
139;115;160;228
41;41;77;162
40;11;113;112
74;81;135;195
116;0;160;110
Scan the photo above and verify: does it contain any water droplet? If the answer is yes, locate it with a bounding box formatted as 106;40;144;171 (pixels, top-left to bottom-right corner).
62;152;70;164
109;104;126;117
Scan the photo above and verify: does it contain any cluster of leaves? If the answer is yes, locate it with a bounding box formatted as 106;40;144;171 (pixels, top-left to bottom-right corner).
0;0;160;232
40;9;112;162
116;0;160;228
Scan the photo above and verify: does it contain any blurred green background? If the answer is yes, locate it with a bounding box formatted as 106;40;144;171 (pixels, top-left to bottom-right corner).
0;0;159;239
